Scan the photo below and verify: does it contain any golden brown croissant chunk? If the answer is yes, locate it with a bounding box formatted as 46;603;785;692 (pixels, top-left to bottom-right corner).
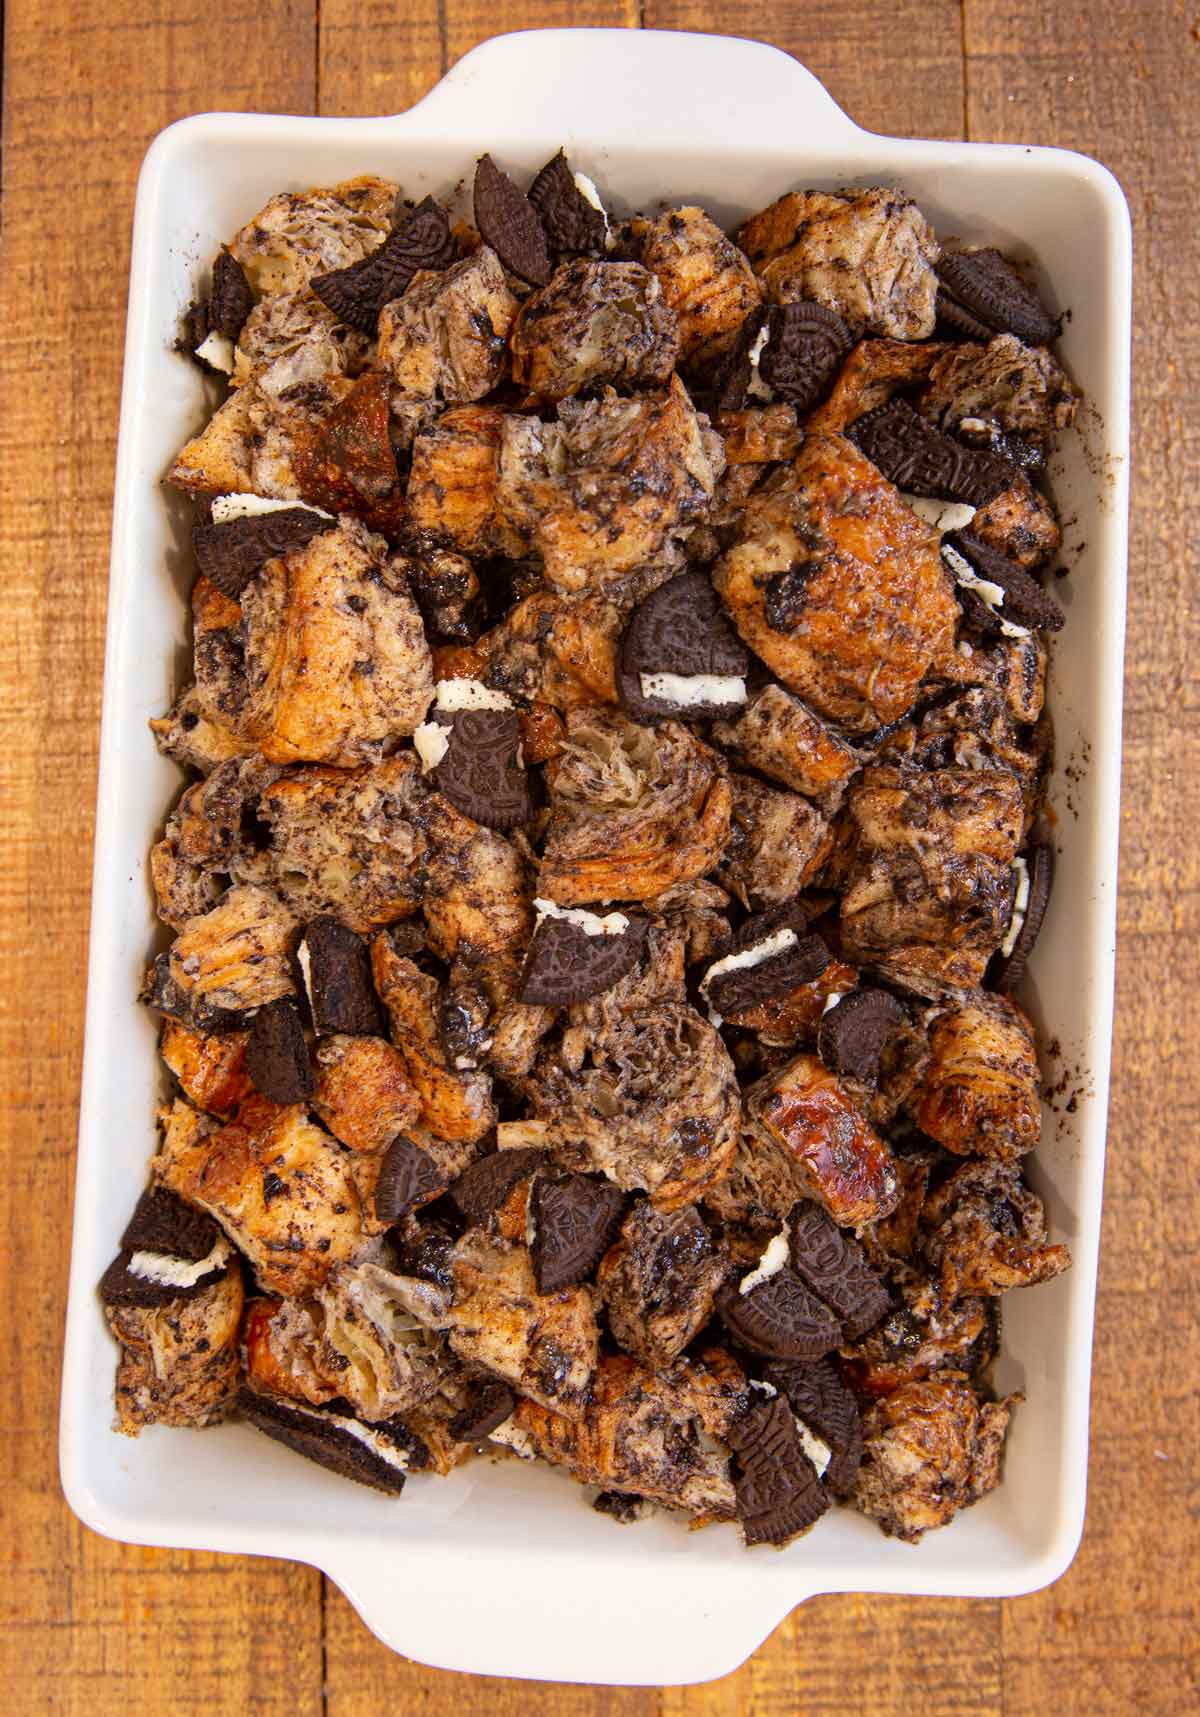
805;338;947;433
917;334;1078;448
852;1375;1019;1541
150;686;252;776
156;1094;364;1295
378;246;518;403
746;1053;900;1228
499;1348;745;1517
910;992;1042;1160
160;1021;251;1119
169;363;353;499
839;1261;998;1397
370;934;497;1143
509;259;679;398
311;1034;421;1153
407;404;527;557
713;434;958;732
150;756;278;928
738;188;940;340
157;884;298;1024
919;1158;1071;1298
236;519;433;766
538;706;732;905
597;1202;728;1370
228;177;397;299
233;288;372;387
711;684;862;809
717;773;832;909
108;1267;245;1435
634;205;762;374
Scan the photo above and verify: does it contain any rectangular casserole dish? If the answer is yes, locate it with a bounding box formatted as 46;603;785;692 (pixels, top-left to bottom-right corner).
60;27;1132;1686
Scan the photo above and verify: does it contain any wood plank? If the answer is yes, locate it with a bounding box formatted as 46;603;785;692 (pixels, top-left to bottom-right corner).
963;2;1200;1713
0;2;325;1713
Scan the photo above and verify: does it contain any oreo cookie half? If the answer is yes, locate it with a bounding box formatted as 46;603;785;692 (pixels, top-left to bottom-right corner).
701;908;829;1020
237;1387;411;1494
473;154;551;286
617;572;749;723
100;1187;231;1308
429;709;533;830
762;1356;864;1497
728;1393;829;1546
519;902;648;1007
193;506;335;599
787;1201;891;1340
943;530;1065;634
448;1147;547;1228
720;1268;842;1360
312;195;455;333
848;398;1016;507
527;151;607;256
245;997;313;1105
373;1135;446;1223
530;1173;627;1293
990;843;1054;993
817;988;905;1084
449;1381;518;1443
300;918;383;1038
208;249;254;342
938;248;1060;347
758;301;853;410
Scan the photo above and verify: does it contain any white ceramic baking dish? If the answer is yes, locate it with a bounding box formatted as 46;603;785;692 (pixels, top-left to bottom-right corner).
60;27;1132;1685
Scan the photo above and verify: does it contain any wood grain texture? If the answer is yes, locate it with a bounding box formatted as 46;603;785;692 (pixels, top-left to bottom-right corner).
1;0;1196;1712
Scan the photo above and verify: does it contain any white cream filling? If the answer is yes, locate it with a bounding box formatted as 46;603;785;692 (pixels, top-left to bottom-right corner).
821;991;845;1017
943;543;1031;639
700;926;798;1028
278;1398;412;1472
572;172;615;252
194;330;235;373
211;493;334;524
749;1378;778;1399
434;677;513;712
738;1228;790;1295
745;322;773;402
639;671;746;708
413;721;451;773
490;1416;537;1459
795;1418;832;1478
296;938;314;1007
128;1234;231;1289
533;897;630;938
901;494;977;534
1000;856;1032;958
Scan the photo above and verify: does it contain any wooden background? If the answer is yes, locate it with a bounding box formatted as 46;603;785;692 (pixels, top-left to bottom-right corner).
1;1;1196;1711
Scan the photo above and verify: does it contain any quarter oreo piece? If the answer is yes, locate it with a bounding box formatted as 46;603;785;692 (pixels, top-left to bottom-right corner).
758;301;853;411
373;1135;446;1223
934;286;995;343
208;249;254;341
301;918;383;1038
448;1147;547;1228
237;1387;411;1495
449;1381;518;1443
617;571;749;722
938;248;1060;346
990;843;1054;993
727;1393;829;1546
817;988;905;1084
527;150;607;255
193;509;334;599
245;997;313;1104
473;154;551;286
720;1268;842;1360
121;1184;222;1261
704;933;830;1019
762;1356;863;1497
943;530;1065;633
432;709;533;830
100;1186;230;1308
848;398;1016;507
312;195;455;332
786;1201;891;1340
519;909;648;1007
530;1173;628;1293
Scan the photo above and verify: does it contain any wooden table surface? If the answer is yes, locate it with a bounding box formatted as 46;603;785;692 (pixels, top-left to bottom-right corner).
2;1;1196;1711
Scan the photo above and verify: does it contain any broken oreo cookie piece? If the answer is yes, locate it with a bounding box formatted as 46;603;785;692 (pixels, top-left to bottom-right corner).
943;530;1065;634
519;901;648;1007
121;1184;221;1261
237;1387;411;1494
100;1186;231;1308
528;151;607;256
617;571;749;722
938;248;1060;347
209;248;254;341
530;1172;627;1293
935;286;995;343
762;1355;864;1497
473;154;551;286
701;908;829;1019
300;918;383;1038
374;1135;446;1223
817;988;905;1084
449;1381;518;1443
448;1147;547;1228
193;506;335;599
430;709;533;830
758;301;853;411
312;195;455;333
245;997;313;1105
849;398;1016;507
720;1268;842;1360
787;1200;891;1340
728;1392;829;1547
990;843;1054;993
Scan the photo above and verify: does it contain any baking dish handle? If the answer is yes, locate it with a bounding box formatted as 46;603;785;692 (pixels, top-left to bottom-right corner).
401;27;863;149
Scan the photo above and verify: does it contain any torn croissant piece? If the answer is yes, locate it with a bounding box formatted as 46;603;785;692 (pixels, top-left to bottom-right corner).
509;258;679;399
805;338;947;433
378;245;519;403
160;1020;252;1119
633;205;763;375
407;404;527;557
746;1053;900;1229
909;992;1042;1160
596;1201;729;1370
370;933;497;1143
144;885;299;1033
108;1266;245;1435
496;1348;746;1518
538;706;732;906
717;774;832;909
838;1261;998;1397
311;1034;421;1152
919;1156;1070;1299
711;684;862;811
227;177;397;301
